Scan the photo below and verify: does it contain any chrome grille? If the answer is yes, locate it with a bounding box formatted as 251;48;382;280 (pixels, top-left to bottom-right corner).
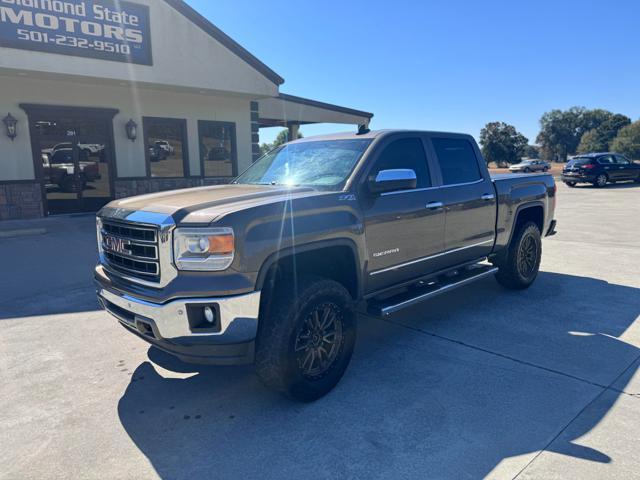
100;219;160;281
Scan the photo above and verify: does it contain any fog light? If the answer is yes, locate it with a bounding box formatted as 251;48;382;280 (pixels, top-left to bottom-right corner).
203;306;215;323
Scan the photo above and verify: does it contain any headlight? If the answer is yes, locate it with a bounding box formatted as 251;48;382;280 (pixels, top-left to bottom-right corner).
173;227;234;271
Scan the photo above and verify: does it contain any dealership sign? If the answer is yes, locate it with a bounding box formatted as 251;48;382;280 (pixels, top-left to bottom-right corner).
0;0;152;65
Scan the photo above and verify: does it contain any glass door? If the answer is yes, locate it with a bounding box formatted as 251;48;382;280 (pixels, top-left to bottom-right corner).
31;114;114;215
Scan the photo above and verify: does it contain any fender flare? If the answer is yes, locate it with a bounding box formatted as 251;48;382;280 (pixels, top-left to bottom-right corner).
255;238;362;297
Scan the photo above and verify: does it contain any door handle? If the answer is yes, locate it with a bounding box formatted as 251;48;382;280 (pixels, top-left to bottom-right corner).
426;201;444;210
481;194;495;201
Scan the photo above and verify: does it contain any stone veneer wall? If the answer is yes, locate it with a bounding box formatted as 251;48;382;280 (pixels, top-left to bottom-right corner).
0;182;44;220
114;177;233;199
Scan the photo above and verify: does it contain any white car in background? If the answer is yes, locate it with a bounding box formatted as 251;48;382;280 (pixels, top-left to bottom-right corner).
509;159;550;173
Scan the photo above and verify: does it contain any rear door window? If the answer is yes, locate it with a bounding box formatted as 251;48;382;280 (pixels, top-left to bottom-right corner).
432;138;482;185
372;137;431;188
598;155;614;164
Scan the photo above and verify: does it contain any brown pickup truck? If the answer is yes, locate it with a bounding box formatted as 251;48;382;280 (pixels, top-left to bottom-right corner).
95;130;557;401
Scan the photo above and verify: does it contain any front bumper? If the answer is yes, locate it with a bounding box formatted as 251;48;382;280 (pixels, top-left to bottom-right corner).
96;281;261;365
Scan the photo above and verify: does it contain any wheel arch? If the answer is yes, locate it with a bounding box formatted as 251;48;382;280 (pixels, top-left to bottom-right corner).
256;238;362;301
507;202;545;246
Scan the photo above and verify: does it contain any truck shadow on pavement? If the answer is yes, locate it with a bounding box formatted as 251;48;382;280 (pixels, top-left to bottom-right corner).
118;271;640;479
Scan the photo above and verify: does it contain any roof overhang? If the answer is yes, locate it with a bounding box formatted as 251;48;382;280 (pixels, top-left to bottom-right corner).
258;93;373;128
163;0;285;86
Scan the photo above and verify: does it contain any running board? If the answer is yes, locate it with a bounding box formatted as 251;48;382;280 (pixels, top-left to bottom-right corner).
367;265;498;317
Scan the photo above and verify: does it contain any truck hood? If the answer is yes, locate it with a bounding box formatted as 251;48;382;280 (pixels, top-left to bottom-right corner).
104;184;329;224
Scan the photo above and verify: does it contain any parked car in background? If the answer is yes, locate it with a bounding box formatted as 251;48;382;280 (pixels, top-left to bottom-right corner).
43;148;101;192
509;159;550;173
562;153;640;187
154;140;175;156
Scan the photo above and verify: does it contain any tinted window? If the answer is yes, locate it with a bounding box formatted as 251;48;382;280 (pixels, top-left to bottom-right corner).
568;157;594;166
614;155;630;165
199;121;237;177
371;138;431;188
598;155;614;164
144;118;188;178
432;138;482;185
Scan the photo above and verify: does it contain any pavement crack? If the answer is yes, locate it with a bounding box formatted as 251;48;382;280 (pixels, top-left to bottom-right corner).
372;314;610;390
511;350;640;479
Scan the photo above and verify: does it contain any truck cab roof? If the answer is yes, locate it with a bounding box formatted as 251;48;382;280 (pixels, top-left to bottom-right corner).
288;129;474;143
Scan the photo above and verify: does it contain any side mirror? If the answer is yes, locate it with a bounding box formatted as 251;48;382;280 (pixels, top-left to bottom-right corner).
368;168;417;195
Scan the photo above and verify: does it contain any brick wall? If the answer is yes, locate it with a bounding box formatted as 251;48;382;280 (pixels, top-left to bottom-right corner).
0;183;44;220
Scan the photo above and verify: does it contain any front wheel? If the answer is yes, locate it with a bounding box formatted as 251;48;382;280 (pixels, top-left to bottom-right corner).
493;222;542;290
594;173;608;188
565;181;577;187
255;276;356;402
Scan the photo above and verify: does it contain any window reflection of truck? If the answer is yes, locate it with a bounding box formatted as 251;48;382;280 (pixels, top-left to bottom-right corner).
149;144;168;162
42;149;101;192
43;142;105;158
154;140;175;156
207;146;229;161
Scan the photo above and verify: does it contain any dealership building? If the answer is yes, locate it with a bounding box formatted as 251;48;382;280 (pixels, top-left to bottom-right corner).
0;0;373;220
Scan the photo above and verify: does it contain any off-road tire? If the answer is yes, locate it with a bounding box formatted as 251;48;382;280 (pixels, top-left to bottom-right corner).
493;221;542;290
255;276;356;402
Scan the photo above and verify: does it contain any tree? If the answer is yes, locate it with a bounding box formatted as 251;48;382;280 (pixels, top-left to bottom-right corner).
523;145;540;159
577;129;606;153
536;107;626;162
611;121;640;160
259;128;304;156
479;122;529;167
577;113;631;153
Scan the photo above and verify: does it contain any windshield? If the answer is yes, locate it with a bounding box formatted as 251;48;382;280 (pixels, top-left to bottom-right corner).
234;139;372;190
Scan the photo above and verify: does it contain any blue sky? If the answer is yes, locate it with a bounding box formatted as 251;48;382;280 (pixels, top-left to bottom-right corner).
186;0;640;145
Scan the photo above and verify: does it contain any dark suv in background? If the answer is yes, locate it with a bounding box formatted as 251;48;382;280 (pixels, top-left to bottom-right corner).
562;153;640;187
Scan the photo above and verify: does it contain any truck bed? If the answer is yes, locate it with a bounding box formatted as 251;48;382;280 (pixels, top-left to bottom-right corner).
490;172;556;251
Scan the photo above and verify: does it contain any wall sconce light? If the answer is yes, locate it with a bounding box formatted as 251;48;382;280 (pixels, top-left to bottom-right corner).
125;119;137;142
3;113;18;141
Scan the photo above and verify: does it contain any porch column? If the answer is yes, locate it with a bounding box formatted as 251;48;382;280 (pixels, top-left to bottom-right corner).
288;123;300;141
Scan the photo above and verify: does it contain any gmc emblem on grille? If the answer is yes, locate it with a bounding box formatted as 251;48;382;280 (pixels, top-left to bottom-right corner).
103;234;132;255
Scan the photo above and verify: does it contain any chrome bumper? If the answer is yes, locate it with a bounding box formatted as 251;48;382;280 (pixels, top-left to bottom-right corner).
97;287;261;343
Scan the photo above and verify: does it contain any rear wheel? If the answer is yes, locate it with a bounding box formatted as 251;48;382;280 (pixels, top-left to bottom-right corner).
594;173;608;188
565;181;577;187
493;221;542;290
524;167;531;173
255;276;356;402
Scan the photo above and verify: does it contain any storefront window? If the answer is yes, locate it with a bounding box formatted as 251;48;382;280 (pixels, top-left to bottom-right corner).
143;118;189;177
198;121;237;178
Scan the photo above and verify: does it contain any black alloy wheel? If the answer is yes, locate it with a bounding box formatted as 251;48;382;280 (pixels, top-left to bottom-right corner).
293;302;344;379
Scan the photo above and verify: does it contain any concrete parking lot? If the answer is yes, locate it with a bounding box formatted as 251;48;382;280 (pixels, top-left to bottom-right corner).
1;182;639;479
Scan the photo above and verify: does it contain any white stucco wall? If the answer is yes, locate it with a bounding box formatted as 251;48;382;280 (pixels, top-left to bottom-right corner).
0;74;253;180
0;0;279;97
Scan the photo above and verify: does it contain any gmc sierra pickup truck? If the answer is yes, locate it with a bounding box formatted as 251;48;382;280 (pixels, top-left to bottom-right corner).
95;130;557;401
